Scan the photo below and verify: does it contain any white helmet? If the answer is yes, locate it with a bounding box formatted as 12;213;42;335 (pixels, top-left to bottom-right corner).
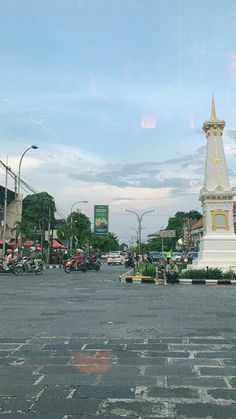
30;246;36;252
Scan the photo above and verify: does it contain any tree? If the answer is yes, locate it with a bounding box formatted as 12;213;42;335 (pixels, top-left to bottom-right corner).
165;210;202;250
11;220;35;241
23;192;56;230
146;237;162;252
90;232;119;253
57;211;91;249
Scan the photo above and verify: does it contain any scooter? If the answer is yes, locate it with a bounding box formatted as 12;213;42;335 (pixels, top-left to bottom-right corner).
64;258;88;273
20;257;44;275
124;258;135;269
0;260;23;276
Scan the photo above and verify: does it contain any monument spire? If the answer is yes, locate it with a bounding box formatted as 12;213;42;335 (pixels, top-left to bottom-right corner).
202;96;230;191
210;93;217;121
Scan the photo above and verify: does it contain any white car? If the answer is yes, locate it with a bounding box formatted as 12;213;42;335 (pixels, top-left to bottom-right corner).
172;252;182;262
107;251;125;265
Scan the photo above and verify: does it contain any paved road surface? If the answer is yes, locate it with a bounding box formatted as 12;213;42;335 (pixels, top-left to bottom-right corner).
1;264;236;417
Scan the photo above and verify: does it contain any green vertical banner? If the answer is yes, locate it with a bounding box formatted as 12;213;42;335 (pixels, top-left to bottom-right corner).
94;205;109;234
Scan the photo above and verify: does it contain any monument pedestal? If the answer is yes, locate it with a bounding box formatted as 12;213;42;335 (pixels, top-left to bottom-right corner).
192;234;236;271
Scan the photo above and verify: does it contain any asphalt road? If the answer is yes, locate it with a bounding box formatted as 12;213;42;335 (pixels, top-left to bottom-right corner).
1;263;236;417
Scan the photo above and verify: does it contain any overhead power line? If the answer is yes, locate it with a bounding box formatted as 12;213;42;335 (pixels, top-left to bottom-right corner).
0;160;67;220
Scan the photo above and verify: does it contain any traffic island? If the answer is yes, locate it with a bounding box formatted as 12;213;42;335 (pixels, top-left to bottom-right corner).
120;275;155;284
119;275;236;285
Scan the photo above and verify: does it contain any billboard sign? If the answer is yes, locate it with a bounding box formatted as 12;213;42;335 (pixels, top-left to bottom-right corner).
94;205;109;234
160;229;176;238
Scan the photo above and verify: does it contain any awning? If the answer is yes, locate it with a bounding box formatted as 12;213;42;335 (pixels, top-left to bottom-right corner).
51;239;66;249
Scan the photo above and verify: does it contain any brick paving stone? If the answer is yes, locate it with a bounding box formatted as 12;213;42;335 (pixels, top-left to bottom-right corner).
31;398;101;415
0;396;33;412
195;351;236;358
229;377;236;387
116;357;167;366
0;351;14;357
174;402;236;418
97;399;167;416
141;351;190;358
84;344;126;351
145;366;197;376
168;344;222;351
147;386;200;399
41;366;91;374
221;359;236;366
207;388;236;401
67;416;138;419
74;385;135;399
100;365;141;377
0;338;28;343
126;343;168;351
43;374;96;385
0;344;21;351
9;350;54;358
0;375;37;385
41;385;74;398
148;338;185;343
0;415;55;419
188;338;233;344
99;375;159;386
0;384;44;397
168;358;221;366
42;344;84;351
22;357;71;366
167;376;228;388
199;366;236;376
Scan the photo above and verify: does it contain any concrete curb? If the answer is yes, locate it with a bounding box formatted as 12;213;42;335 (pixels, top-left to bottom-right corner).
120;277;236;285
45;265;63;269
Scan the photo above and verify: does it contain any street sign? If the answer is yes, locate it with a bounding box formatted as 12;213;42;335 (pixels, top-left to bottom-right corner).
160;230;176;238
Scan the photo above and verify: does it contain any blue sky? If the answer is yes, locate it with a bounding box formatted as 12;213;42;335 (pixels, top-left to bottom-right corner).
1;0;236;243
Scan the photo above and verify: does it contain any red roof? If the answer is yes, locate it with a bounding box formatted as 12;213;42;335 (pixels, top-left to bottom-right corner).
51;239;66;249
191;218;203;230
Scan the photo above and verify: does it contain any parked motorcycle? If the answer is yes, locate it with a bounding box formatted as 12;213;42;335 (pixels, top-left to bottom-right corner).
19;257;44;275
0;260;23;276
64;258;88;273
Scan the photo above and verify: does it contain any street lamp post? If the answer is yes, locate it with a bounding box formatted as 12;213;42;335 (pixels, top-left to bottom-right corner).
15;145;38;246
70;200;88;251
124;209;156;255
17;145;38;195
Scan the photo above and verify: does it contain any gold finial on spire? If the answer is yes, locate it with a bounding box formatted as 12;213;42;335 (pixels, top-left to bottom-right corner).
210;93;217;121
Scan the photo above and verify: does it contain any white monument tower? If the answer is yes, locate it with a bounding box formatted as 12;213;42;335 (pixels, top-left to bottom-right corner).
192;95;236;270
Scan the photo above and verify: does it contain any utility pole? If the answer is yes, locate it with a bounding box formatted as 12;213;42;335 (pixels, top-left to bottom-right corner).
2;157;9;256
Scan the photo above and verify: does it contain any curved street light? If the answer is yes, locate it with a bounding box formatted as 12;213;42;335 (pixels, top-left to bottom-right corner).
15;145;38;245
18;145;38;195
70;200;88;251
123;209;157;254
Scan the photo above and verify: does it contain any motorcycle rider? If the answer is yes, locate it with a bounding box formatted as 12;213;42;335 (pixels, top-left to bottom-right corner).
12;248;19;262
125;252;134;268
2;248;13;270
26;246;37;271
74;249;84;269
